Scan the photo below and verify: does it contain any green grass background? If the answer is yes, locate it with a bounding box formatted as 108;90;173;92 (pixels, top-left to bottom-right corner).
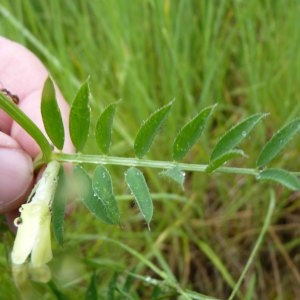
1;1;300;299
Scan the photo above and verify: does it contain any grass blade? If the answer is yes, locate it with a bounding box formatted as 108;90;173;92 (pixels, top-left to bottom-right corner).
92;165;120;224
257;168;300;191
51;165;67;245
210;113;266;162
172;105;215;160
184;289;221;300
69;80;90;151
73;166;114;224
134;101;173;158
95;102;118;154
101;237;167;280
125;167;153;227
257;118;300;168
194;239;236;290
41;77;65;150
245;274;256;300
229;190;275;300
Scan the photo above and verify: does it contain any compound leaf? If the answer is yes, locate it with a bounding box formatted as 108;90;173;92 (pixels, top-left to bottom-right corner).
41;77;64;149
92;165;120;224
69;80;90;151
134;101;173;158
257;168;300;191
210;113;266;162
125;167;153;227
95;102;118;154
257;118;300;168
172;105;215;160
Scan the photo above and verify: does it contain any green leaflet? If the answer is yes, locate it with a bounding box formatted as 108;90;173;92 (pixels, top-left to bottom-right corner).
210;113;266;162
257;168;300;191
257;118;300;168
206;149;246;173
134;101;173;158
125;167;153;227
92;165;120;225
51;165;67;245
73;166;114;224
95;102;118;154
69;80;90;151
160;166;185;189
172;105;215;160
41;77;65;150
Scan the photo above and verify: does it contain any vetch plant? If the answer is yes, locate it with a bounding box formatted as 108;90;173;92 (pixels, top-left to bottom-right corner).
1;77;300;299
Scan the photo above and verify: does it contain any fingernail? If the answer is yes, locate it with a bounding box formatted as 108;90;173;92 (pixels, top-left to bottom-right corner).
0;148;33;213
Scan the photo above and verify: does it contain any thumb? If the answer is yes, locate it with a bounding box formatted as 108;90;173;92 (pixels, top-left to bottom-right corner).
0;133;33;213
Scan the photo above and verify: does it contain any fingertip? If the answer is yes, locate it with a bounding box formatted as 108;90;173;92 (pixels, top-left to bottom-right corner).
0;148;34;214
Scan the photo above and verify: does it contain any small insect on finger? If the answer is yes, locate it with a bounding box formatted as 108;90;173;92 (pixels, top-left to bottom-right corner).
0;88;19;104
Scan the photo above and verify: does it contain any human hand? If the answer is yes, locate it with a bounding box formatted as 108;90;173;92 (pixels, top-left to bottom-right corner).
0;36;74;230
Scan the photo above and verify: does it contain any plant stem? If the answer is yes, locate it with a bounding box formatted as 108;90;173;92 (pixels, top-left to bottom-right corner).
0;93;52;161
51;152;260;176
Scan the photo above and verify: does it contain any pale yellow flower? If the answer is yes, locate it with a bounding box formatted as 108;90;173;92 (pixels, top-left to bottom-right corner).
11;201;52;267
11;161;60;284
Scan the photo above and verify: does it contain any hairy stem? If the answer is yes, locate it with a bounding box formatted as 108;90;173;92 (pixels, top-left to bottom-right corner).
0;93;52;161
51;152;261;176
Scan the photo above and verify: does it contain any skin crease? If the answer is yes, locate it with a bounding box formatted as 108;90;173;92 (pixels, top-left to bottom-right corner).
0;36;74;231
